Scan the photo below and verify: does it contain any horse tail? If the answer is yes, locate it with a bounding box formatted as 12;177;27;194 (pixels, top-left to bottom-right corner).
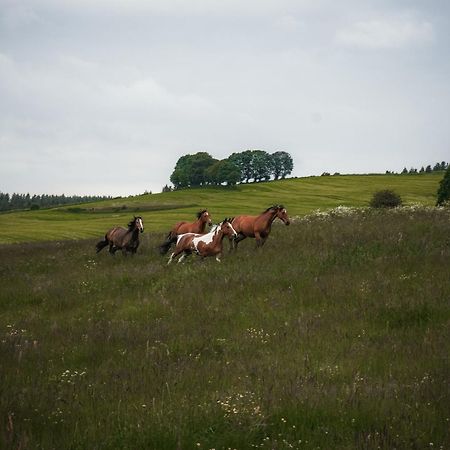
159;232;177;255
96;235;109;253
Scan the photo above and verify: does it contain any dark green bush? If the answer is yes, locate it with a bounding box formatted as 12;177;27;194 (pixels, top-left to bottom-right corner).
436;166;450;206
370;189;403;208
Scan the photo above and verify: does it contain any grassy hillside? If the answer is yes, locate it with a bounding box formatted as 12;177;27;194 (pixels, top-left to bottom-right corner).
0;173;443;244
1;206;449;449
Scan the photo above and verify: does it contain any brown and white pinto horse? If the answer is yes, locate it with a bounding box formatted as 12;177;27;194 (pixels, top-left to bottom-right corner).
167;218;237;264
96;216;144;255
159;209;212;255
230;205;290;249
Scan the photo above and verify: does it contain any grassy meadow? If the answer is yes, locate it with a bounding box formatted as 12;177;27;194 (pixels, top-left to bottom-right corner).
1;204;449;449
0;173;443;244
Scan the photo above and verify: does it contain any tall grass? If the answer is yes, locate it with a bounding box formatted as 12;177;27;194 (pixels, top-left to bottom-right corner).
1;205;449;449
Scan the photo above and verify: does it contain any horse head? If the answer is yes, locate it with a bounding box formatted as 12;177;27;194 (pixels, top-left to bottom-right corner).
197;209;212;226
130;216;144;233
220;218;238;239
275;205;290;226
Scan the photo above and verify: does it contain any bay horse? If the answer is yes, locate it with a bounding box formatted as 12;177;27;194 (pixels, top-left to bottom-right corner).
96;216;144;255
230;205;290;250
167;218;237;264
159;209;212;255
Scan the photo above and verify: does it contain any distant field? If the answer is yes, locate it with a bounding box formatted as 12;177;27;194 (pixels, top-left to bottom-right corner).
1;206;449;449
0;173;443;243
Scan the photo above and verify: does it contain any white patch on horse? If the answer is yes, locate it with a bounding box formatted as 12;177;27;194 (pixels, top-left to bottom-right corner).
176;232;195;244
192;224;221;250
228;223;238;237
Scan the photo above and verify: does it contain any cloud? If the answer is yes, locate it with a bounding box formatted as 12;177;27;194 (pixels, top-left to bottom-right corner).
5;0;325;17
335;13;435;49
1;2;449;196
0;3;42;29
0;53;223;195
274;15;304;32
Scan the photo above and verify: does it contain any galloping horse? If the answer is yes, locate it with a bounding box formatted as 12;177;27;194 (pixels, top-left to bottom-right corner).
159;209;212;255
230;205;290;250
167;218;237;264
96;216;144;255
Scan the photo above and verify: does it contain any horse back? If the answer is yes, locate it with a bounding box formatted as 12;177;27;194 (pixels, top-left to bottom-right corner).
172;221;188;235
107;226;128;244
174;220;205;235
232;215;257;237
175;233;195;251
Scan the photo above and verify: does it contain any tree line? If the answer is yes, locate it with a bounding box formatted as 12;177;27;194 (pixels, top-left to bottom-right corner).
169;150;294;189
0;193;112;212
386;161;448;175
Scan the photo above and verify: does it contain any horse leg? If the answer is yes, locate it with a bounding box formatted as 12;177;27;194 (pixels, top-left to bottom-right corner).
168;249;184;265
255;232;265;247
233;233;246;250
215;251;222;262
167;252;174;265
178;250;192;264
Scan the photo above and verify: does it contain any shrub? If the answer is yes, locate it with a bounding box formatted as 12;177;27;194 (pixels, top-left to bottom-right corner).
436;166;450;206
370;190;403;208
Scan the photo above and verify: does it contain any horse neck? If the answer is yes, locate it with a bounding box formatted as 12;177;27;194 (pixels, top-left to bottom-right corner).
211;229;226;247
196;217;208;233
128;226;140;242
259;209;278;227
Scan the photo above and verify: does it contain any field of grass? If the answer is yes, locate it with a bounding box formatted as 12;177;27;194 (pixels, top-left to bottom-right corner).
1;205;449;449
0;173;443;244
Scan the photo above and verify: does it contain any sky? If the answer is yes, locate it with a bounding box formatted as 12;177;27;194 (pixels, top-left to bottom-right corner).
1;0;449;196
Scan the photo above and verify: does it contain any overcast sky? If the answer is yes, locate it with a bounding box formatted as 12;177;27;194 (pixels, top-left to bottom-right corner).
1;0;449;196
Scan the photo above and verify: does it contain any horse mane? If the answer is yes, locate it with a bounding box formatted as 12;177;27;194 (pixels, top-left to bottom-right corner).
263;205;284;213
210;223;220;233
196;209;208;219
210;218;231;234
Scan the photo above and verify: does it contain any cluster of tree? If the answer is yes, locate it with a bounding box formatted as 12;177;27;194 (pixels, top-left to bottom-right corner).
0;192;112;212
385;161;448;175
170;150;293;189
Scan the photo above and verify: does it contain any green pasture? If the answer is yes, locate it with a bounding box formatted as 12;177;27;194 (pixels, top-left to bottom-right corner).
1;207;449;449
0;173;443;244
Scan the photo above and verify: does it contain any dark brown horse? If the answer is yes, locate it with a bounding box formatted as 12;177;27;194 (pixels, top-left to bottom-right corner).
96;216;144;255
230;205;290;249
159;209;212;255
167;218;237;264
